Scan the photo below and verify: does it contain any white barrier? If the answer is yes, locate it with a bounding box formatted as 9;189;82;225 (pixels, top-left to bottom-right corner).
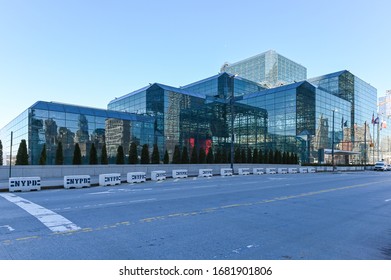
151;170;166;181
64;175;90;189
299;167;308;173
239;168;250;175
308;167;316;173
199;169;213;177
9;177;41;192
127;172;146;183
172;169;188;179
278;168;288;174
288;168;298;174
99;173;121;186
266;168;277;174
221;168;233;176
253;168;264;175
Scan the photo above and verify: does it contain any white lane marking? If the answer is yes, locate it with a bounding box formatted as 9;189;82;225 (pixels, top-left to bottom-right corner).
52;198;156;211
385;198;391;202
0;225;15;232
88;191;113;195
0;193;80;233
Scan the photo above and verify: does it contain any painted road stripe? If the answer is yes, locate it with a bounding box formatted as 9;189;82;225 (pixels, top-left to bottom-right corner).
386;198;391;202
0;193;80;233
0;225;15;232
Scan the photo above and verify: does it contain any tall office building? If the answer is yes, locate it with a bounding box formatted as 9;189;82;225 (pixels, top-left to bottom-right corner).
220;50;307;88
379;90;391;117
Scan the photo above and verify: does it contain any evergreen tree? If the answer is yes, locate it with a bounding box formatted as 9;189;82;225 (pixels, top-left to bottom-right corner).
241;149;247;163
172;145;181;164
190;146;198;164
39;144;47;165
151;144;160;164
198;147;206;164
128;142;138;164
215;148;222;163
55;141;63;165
252;148;259;163
181;146;189;164
268;150;274;164
140;144;150;164
274;150;281;164
16;139;29;165
234;147;241;163
259;149;264;163
163;150;169;164
206;147;214;164
247;148;252;163
89;143;98;165
0;140;3;165
116;145;125;164
101;144;108;165
72;143;82;165
282;152;288;164
222;148;228;163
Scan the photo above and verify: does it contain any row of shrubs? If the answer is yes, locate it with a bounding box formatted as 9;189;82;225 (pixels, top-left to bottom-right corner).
13;139;299;165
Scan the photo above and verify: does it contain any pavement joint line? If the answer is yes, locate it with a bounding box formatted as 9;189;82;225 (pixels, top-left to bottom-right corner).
2;179;388;245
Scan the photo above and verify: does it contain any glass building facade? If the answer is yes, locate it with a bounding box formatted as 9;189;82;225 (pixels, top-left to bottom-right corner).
0;101;154;165
0;55;378;166
221;50;307;88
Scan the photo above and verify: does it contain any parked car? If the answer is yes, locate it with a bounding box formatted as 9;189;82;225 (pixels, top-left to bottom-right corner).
374;161;387;171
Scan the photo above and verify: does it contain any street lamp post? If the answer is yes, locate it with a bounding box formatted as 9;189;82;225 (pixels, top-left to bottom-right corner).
364;121;367;168
332;110;335;171
229;75;237;170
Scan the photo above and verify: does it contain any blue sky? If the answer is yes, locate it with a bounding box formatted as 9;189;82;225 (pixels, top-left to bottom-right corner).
0;0;390;128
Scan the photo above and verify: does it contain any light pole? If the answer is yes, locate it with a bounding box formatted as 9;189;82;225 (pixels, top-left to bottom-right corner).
229;75;237;170
331;110;336;171
364;121;367;168
9;131;13;178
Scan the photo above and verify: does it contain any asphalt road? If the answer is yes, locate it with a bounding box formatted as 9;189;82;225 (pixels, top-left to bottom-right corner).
1;171;391;260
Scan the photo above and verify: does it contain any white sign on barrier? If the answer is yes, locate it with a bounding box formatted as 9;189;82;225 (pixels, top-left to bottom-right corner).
127;172;146;183
151;170;166;181
172;169;188;179
278;168;288;174
199;169;213;177
308;167;316;173
253;168;264;175
288;168;298;174
64;175;90;189
221;168;233;176
266;168;277;174
239;168;250;175
9;177;41;192
99;173;121;186
299;167;308;173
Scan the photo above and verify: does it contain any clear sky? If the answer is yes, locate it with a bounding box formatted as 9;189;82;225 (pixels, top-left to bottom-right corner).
0;0;390;129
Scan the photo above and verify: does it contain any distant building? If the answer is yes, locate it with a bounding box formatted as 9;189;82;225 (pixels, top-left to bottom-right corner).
378;90;391;162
